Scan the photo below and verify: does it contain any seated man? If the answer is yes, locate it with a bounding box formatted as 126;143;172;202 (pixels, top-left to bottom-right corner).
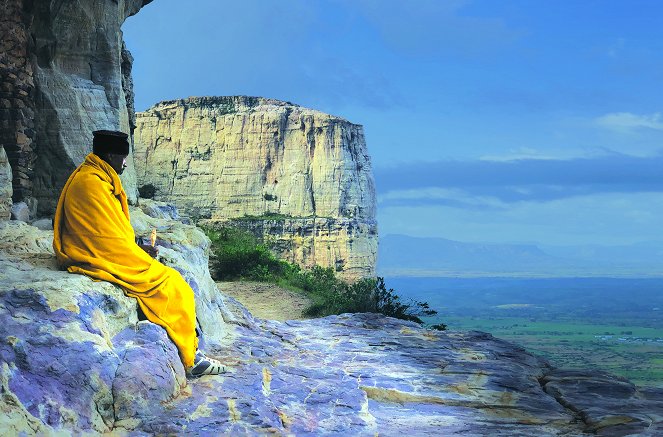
53;129;224;377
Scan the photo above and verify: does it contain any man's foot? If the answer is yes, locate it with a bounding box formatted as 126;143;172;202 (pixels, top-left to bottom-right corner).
187;350;227;377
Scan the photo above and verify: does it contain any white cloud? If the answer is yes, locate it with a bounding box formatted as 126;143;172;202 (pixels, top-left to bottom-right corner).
479;147;565;162
378;187;505;209
595;112;663;133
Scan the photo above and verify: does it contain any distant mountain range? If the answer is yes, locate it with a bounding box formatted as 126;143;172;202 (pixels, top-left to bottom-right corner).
377;234;663;277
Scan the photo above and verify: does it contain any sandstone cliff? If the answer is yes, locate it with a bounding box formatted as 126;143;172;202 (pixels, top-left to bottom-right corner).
0;0;148;217
134;96;377;280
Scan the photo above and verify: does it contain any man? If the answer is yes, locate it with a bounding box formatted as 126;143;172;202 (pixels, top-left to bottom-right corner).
53;130;225;377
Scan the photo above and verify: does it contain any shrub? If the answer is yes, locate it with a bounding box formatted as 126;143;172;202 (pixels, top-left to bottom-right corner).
205;226;285;280
203;226;444;329
138;184;156;199
302;275;439;325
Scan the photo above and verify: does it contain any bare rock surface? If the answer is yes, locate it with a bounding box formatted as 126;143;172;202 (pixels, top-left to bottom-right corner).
138;198;182;221
1;205;661;435
30;0;153;214
30;217;52;230
542;370;663;435
113;314;663;436
0;205;239;434
134;96;377;280
0;0;36;205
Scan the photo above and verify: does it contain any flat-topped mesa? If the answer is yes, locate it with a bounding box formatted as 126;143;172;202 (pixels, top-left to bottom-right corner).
134;96;378;279
150;95;297;114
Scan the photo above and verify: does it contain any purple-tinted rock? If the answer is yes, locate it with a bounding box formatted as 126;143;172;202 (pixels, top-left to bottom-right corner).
542;369;662;435
112;322;186;423
2;210;661;436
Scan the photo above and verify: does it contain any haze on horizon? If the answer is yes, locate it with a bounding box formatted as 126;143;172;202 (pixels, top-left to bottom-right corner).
123;0;663;251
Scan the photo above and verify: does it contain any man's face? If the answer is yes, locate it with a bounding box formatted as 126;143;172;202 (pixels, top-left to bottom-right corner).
106;153;128;175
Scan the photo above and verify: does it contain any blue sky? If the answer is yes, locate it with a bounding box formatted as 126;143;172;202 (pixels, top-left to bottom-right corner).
123;0;663;246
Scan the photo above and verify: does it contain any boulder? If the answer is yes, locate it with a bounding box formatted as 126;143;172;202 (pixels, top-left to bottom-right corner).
30;218;53;231
0;208;241;433
10;202;29;222
138;199;181;221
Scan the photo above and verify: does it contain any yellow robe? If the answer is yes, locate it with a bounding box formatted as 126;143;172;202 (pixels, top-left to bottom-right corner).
53;153;198;367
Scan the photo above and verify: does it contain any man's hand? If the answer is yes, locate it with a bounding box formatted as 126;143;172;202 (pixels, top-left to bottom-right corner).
139;244;159;258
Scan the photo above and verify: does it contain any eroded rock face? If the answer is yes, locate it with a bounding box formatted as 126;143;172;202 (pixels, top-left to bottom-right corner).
1;0;151;216
0;0;36;205
0;147;11;220
134;96;377;280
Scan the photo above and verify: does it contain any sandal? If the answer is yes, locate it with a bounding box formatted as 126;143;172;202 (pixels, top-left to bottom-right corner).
187;350;227;377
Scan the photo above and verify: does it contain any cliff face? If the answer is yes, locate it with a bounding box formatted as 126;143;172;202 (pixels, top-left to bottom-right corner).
134;96;377;279
0;0;35;211
0;147;11;220
0;0;148;217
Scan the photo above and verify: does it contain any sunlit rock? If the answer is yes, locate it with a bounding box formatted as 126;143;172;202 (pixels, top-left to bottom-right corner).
134;96;377;280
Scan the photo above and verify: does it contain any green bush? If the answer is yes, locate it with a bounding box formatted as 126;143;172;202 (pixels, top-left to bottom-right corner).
138;184;156;199
205;226;285;280
301;274;439;325
204;226;445;329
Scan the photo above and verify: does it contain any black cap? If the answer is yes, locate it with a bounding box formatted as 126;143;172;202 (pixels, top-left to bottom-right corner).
92;130;130;155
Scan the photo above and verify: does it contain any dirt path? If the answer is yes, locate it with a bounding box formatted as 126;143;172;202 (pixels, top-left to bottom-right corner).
216;281;313;321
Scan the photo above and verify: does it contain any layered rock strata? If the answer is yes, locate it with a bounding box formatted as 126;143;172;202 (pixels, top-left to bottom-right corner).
1;208;661;435
0;0;36;207
0;0;149;217
134;96;377;279
0;147;11;220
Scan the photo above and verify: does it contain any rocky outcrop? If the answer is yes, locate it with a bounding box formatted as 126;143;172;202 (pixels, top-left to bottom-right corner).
0;0;150;217
0;146;11;220
134;96;377;280
1;208;661;435
0;0;36;209
0;200;240;433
